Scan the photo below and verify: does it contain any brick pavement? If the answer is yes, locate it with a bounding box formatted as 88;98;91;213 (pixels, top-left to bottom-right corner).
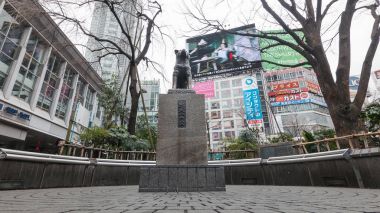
0;185;379;213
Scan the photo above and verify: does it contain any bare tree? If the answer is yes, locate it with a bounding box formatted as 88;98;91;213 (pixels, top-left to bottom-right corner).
40;0;164;134
185;1;380;147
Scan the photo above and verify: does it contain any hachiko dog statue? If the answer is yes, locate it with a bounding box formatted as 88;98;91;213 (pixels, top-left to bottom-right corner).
172;49;192;89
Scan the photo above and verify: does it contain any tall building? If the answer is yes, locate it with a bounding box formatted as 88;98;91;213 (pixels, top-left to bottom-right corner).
85;2;136;81
0;0;103;152
264;67;333;137
194;73;270;150
126;79;160;125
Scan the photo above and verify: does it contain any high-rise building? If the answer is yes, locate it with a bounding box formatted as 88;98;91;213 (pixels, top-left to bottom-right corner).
85;2;136;81
0;0;103;152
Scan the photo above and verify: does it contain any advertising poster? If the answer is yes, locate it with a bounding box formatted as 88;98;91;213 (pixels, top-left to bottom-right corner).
259;31;309;71
242;76;263;125
186;24;261;80
192;80;215;98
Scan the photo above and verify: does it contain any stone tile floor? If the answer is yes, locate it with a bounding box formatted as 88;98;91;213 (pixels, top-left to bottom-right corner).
0;185;379;213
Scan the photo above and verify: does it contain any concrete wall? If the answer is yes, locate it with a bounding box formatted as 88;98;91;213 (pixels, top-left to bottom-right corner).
1;150;380;190
0;160;140;190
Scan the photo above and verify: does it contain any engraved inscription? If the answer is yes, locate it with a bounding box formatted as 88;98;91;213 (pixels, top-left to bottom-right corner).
178;100;186;128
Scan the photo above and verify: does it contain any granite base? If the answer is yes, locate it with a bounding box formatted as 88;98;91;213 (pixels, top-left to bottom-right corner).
139;165;226;192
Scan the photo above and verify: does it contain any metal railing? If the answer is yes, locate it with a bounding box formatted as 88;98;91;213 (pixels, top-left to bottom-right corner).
1;148;352;166
266;149;349;164
293;131;380;154
58;144;258;160
58;144;156;160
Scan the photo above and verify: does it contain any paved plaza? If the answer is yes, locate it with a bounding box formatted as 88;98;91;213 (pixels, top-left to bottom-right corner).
0;186;380;213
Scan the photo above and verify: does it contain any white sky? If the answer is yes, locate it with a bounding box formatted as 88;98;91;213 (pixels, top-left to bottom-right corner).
63;0;380;92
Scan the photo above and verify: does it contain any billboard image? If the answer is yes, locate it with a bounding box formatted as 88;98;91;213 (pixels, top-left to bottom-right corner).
192;80;215;98
259;31;308;71
186;25;261;80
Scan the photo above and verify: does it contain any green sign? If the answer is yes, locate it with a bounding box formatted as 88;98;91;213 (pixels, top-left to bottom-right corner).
259;31;308;71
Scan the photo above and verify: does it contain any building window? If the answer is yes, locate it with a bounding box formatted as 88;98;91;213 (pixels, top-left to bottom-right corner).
37;53;62;111
0;9;22;89
75;78;86;105
211;101;220;109
55;67;75;119
231;79;242;87
210;121;222;130
223;110;233;118
224;131;235;138
12;32;46;102
223;120;234;129
210;111;221;119
212;132;223;141
233;98;243;107
232;88;242;97
221;90;231;98
221;100;232;109
85;88;95;111
220;80;230;89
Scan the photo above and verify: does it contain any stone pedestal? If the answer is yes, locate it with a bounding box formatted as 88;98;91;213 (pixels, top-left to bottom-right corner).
156;89;208;165
139;166;225;192
139;89;225;192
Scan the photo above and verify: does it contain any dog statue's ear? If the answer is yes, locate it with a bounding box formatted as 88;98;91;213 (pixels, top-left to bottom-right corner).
174;49;178;54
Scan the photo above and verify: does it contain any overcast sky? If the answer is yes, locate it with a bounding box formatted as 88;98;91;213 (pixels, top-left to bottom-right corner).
64;0;380;92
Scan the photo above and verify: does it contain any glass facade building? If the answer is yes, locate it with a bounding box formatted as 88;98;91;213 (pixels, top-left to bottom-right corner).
0;0;103;152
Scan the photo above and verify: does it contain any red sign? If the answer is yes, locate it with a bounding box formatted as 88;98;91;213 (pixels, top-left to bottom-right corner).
272;81;299;91
306;81;321;94
248;119;263;124
273;92;309;102
268;88;308;97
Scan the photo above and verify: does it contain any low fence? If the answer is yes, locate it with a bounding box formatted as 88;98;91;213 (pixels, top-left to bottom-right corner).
293;131;380;154
58;144;258;160
2;147;380;189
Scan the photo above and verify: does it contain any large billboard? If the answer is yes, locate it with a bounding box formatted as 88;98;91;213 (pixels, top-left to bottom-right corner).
186;25;261;81
259;31;308;71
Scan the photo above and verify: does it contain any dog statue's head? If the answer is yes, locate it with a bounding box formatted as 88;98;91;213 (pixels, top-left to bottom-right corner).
175;49;190;67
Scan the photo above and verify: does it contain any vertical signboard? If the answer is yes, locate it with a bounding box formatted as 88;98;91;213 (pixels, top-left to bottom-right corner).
242;76;263;128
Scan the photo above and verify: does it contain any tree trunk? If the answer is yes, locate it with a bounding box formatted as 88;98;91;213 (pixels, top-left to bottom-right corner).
328;102;366;148
127;64;140;135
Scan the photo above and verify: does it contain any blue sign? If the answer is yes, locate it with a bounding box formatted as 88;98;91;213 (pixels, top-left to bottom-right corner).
349;76;359;90
5;106;18;115
271;99;311;106
1;103;31;121
243;89;263;120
